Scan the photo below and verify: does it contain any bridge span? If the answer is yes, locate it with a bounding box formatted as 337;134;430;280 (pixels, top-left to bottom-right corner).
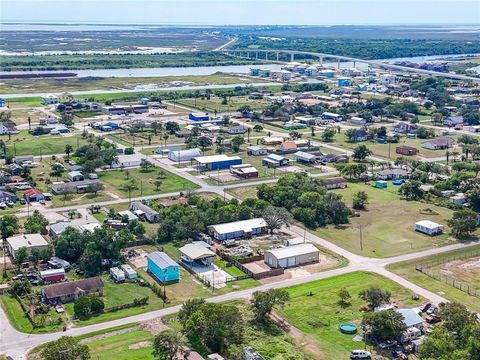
220;48;480;82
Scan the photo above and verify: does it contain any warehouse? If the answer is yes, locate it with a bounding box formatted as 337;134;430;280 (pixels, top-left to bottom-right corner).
264;244;320;268
194;155;242;171
208;218;267;241
188;112;210;121
168;148;202;162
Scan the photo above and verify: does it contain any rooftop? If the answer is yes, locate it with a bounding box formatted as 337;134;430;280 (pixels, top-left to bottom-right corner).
209;218;267;235
194;155;242;164
147;251;179;269
179;243;215;260
7;233;48;251
266;243;319;259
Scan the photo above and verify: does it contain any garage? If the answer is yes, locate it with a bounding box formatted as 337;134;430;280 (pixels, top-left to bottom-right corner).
264;243;320;269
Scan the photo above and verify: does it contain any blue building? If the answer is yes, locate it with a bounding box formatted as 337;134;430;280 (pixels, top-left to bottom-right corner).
337;77;351;87
147;252;180;284
188;113;210;121
0;99;6;108
193;155;242;171
95;121;120;131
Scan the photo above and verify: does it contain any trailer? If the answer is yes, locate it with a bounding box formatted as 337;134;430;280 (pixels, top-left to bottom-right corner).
110;267;125;283
40;268;66;283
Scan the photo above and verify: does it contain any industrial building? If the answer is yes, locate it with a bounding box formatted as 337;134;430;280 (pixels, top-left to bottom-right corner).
6;233;49;259
167;148;202;162
193;155;242;171
188;113;210;121
264;243;320;268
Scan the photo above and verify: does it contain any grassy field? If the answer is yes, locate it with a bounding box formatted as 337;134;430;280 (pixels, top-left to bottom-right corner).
314;182;457;257
226;185;259;200
278;271;424;360
177;95;268;113
388;245;480;312
98;168;200;198
2;130;88;157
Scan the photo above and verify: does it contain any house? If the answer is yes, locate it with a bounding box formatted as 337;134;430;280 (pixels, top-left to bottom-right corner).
449;193;467;205
193;155;242;171
23;188;45;202
118;210;138;221
6;233;49;259
283;122;307;130
264;243;320;268
130;202;159;223
323;177;348;189
111;154;143;169
414;220;444;236
396;309;425;331
67;171;84;182
376;169;409;180
42;276;104;303
227;125;247;134
247;145;268;156
14;155;34;165
230;164;258;179
349;129;367;142
261;137;284;145
379;74;396;85
284;237;306;247
48;221;75;239
0;121;19;135
321;112;343;122
262;154;290;168
443;116;463;127
168;148;202;162
179;243;215;266
396;145;419;156
421;136;456;150
208;218;268;241
147;252;180;284
189;113;209;121
350;116;366;125
294;116;317;125
40;268;66;283
294;151;318;164
244;347;266;360
9;163;23;175
41;94;59;105
50;179;101;195
278;141;297;153
175;129;193;138
58;92;74;103
320;69;335;78
0;190;16;203
394;122;417;134
120;264;137;279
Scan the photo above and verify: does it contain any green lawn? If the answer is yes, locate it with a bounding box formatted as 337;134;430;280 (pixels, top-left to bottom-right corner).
98;168;200;198
314;182;456;257
3;130;88;156
388;245;480;313
277;271;424;360
177;95;267;113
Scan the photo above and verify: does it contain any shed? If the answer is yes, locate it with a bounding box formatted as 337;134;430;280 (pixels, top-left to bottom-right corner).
168;148;202;162
375;180;388;188
230;164;258;178
40;268;65;283
414;220;444;236
264;244;320;268
262;154;290;168
110;267;125;282
147;252;180;283
189;113;210;121
247;145;268;156
67;171;84;182
396;145;419;156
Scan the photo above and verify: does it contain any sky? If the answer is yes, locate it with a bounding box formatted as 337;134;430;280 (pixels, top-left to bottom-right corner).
1;0;479;25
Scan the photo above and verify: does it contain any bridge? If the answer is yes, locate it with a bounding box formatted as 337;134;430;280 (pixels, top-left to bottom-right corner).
219;48;480;82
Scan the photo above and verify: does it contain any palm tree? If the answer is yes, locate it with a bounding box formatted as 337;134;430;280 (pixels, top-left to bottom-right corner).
154;179;163;191
121;179;139;206
163;134;169;148
65;144;73;158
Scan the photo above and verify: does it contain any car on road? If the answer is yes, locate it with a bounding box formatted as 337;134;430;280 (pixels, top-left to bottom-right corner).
379;340;398;349
350;350;372;359
419;302;432;312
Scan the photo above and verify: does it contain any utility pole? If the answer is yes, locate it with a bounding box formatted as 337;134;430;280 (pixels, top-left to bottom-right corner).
359;224;363;251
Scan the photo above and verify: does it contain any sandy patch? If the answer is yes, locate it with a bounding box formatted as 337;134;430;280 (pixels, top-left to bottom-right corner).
139;317;169;335
128;341;152;350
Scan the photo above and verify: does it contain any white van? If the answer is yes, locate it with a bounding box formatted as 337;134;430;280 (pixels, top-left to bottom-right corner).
350;350;371;359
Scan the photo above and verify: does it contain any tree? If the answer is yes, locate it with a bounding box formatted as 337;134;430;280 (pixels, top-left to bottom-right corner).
399;180;424;200
9;280;32;296
438;302;479;335
362;309;406;343
232;135;244;152
416;127;435;139
253;124;263;132
352;191;368;210
321;128;336;142
121;179;139;205
78;245;103;276
65;144;74;158
152;330;186;360
178;298;206;327
419;326;464;360
448;209;478;238
261;206;293;233
50;163;65;180
197;136;213;151
41;336;90;360
74;296;91;318
358;286;391;310
24;209;49;234
352;144;372;161
165;121;180;134
154;179;163;191
13;247;28;270
90;296;105;313
251;289;290;322
337;287;351;307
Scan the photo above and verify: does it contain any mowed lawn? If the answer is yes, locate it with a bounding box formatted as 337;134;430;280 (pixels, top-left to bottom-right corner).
86;329;155;360
277;271;424;360
314;182;455;257
389;245;480;313
98;168;200;198
2;130;88;156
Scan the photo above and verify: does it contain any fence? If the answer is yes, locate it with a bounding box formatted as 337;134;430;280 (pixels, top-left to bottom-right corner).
216;250;285;280
415;249;480;299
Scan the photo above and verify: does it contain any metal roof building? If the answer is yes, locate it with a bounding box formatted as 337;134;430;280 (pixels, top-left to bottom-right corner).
264;244;319;268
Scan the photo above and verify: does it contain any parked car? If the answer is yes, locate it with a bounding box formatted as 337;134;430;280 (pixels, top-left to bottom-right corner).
419;302;432;312
379;340;398;349
350;350;371;359
391;350;408;360
426;305;437;315
426;314;441;323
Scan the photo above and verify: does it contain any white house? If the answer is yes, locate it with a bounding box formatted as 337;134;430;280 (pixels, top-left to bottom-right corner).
111;154;143;169
414;220;444;236
379;74;396;85
264;243;320;268
67;171;84;182
208;218;267;241
247;145;268;156
41;94;59;105
6;233;49;259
